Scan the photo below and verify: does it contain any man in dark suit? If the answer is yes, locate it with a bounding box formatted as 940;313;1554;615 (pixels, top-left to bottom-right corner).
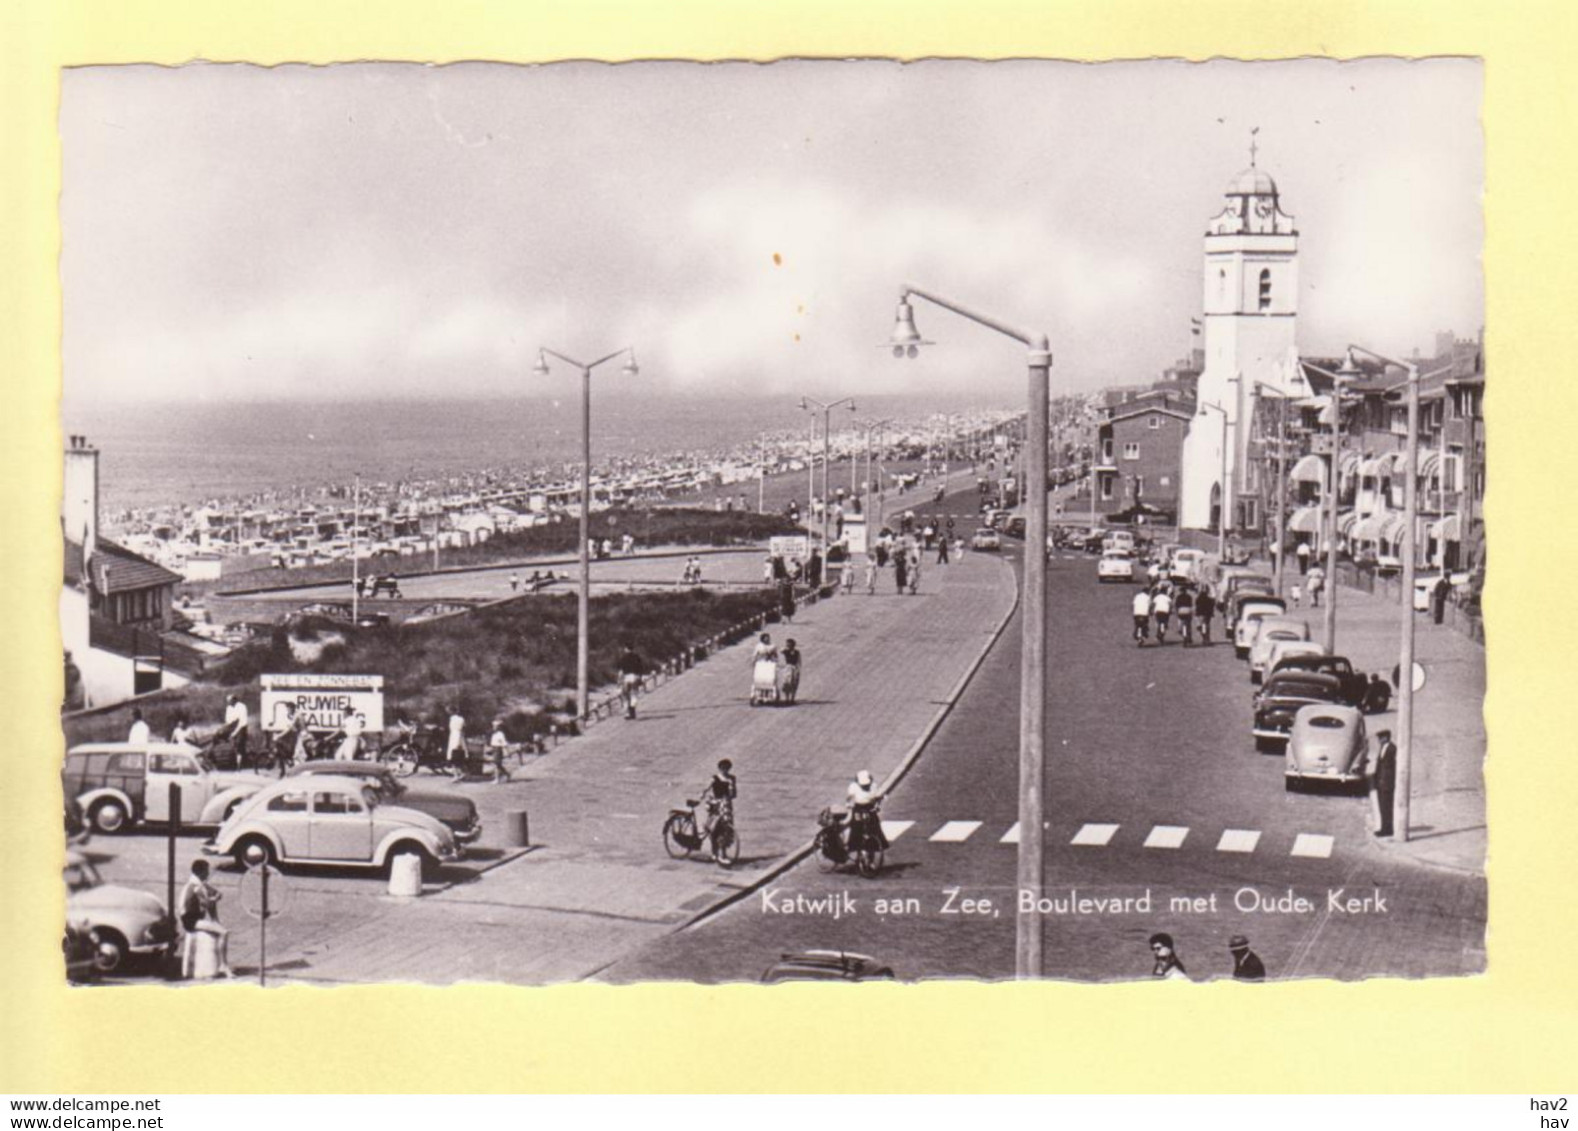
1369;729;1398;837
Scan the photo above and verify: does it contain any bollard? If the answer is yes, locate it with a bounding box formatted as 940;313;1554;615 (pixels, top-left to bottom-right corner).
504;809;530;847
387;852;423;897
186;932;220;980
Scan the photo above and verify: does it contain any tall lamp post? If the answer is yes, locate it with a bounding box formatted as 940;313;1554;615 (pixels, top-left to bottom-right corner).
532;345;640;724
350;472;362;625
1301;358;1357;653
888;285;1050;979
1197;401;1231;559
800;396;856;552
1340;344;1451;843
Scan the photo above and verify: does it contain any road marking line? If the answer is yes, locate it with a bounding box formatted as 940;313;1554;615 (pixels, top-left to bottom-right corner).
1071;822;1120;846
1143;825;1189;849
1000;822;1020;843
881;820;915;842
1216;829;1262;853
929;820;983;843
1290;833;1335;859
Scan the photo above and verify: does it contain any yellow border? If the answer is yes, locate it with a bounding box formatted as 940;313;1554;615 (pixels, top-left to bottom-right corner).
3;0;1574;1094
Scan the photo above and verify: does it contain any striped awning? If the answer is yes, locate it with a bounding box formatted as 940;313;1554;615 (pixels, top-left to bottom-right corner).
1430;514;1462;542
1378;451;1408;478
1358;456;1384;477
1417;450;1441;478
1290;453;1326;485
1351;512;1391;543
1339;451;1363;477
1376;511;1409;547
1338;510;1361;536
1287;504;1323;534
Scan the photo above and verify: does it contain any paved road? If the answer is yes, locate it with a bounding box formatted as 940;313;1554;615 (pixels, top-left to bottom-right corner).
605;542;1487;983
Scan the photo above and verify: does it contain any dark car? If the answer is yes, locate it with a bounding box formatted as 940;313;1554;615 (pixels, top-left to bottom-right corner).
1252;671;1345;750
1003;516;1026;539
1223;578;1278;629
1266;654;1368;707
285;762;482;844
761;949;896;983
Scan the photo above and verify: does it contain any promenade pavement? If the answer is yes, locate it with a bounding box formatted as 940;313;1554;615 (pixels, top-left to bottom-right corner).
1273;566;1486;876
277;543;1019;985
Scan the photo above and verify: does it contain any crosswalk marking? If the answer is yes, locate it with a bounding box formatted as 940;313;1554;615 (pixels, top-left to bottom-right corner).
1000;822;1020;844
1143;825;1189;849
1290;833;1335;859
1216;829;1262;854
881;820;915;843
1071;822;1120;847
929;820;983;843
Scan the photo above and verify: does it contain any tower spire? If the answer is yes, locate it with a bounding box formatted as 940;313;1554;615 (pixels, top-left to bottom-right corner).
1249;126;1260;168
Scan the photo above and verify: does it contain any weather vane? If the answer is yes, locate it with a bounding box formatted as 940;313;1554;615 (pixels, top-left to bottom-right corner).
1250;126;1260;167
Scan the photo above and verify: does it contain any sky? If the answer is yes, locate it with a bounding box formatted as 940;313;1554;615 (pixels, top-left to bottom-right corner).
59;58;1482;405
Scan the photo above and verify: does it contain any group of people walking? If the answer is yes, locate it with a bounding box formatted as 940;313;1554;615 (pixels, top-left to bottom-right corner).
1130;576;1218;647
750;632;803;706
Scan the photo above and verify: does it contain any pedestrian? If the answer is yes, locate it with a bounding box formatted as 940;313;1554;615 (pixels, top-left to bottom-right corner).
355;574;367;599
778;638;802;705
1368;728;1398;837
1228;934;1266;981
220;694;250;765
335;710;365;761
446;704;467;773
1175;587;1194;646
808;548;823;588
1131;586;1152;645
623;532;635;556
923;522;936;550
937;530;950;565
179;859;234;979
1290;580;1303;608
600;537;613;560
617;639;646;719
1152;585;1172;644
170;715;195;748
509;572;520;593
840;557;855;595
894;547;909;594
1194;585;1216;645
763;555;776;585
1149;932;1187;980
778;576;796;623
488;718;509;784
127;708;151;745
864;547;879;595
1431;574;1450;625
1296;541;1311;574
1306;564;1325;608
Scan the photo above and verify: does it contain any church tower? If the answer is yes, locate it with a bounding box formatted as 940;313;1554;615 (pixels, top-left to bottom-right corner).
1179;143;1303;534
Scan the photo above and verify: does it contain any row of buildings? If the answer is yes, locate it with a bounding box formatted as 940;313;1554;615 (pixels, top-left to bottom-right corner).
1093;159;1485;575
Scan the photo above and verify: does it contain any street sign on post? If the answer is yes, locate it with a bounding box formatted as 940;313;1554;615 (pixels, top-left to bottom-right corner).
241;854;286;987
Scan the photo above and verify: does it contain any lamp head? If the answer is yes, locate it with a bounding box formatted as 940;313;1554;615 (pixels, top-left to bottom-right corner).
1336;347;1363;381
887;297;929;359
531;350;551;378
621;351;640;378
244;843;266;868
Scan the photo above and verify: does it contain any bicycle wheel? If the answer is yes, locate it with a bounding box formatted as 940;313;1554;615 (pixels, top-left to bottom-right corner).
856;845;885;878
662;814;692;859
383;744;418;777
814;831;840;873
712;823;740;868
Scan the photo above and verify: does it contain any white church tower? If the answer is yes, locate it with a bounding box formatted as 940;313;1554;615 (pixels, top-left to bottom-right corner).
1179;143;1303;534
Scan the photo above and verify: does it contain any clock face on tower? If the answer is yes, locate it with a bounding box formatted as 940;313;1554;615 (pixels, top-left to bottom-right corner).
1254;197;1275;219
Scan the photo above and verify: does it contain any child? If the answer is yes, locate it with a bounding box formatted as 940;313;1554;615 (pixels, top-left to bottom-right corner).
1290;581;1303;608
488;718;509;785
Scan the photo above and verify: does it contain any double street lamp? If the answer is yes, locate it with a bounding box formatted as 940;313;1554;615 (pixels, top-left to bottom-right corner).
888;286;1051;980
532;345;640;724
800;396;856;552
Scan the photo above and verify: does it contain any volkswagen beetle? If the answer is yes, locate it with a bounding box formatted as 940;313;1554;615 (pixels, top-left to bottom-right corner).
1286;703;1369;791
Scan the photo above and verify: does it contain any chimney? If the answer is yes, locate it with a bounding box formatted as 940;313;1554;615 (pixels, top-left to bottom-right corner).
63;434;99;563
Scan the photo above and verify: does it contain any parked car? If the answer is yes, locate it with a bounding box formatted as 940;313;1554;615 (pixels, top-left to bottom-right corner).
1267;653;1370;707
205;773;463;875
981;508;1010;529
1286;703;1369;791
1224;578;1278;630
64;849;173;973
1263;638;1326;684
285;761;482;844
1248;617;1313;682
1003;515;1027;539
63;920;103;984
761;950;896;983
1252;671;1345;750
971;527;1002;551
1080;527;1110;553
1103;530;1137;555
1097;551;1135;583
1234;598;1289;658
63;743;268;835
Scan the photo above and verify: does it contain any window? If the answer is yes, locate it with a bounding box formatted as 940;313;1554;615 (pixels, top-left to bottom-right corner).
149;753;199;776
1123;443;1140;461
1101;477;1115;501
268;791;308;813
106;751;145;774
1148;415;1160;430
1258;268;1272;311
314;791;365;815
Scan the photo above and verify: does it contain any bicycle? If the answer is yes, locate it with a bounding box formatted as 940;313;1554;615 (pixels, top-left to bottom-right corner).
814;805;884;878
662;799;739;868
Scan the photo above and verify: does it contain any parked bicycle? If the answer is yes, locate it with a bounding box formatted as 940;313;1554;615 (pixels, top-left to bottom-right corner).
662;798;739;868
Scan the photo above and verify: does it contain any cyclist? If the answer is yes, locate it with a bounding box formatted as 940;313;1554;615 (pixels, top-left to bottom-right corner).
845;770;889;854
215;694;250;766
616;640;647;719
700;759;738;851
1131;586;1152;646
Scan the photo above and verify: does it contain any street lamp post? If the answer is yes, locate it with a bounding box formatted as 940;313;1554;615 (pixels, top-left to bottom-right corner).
888;285;1050;980
801;396;856;553
350;472;361;625
532;346;640;724
1197;402;1231;559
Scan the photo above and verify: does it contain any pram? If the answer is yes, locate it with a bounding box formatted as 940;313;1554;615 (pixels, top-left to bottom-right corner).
751;658;780;706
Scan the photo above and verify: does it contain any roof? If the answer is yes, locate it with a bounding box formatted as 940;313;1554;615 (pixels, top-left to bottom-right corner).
1227;167;1278;196
1104;402;1195;426
69;538;184;594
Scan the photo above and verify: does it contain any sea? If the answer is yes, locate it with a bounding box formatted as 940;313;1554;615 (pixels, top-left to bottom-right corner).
62;392;1011;516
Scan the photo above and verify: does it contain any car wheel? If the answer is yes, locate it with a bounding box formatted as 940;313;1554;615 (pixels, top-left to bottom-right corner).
94;929;128;973
233;835;275;870
1284;776;1303;794
89;798;129;834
